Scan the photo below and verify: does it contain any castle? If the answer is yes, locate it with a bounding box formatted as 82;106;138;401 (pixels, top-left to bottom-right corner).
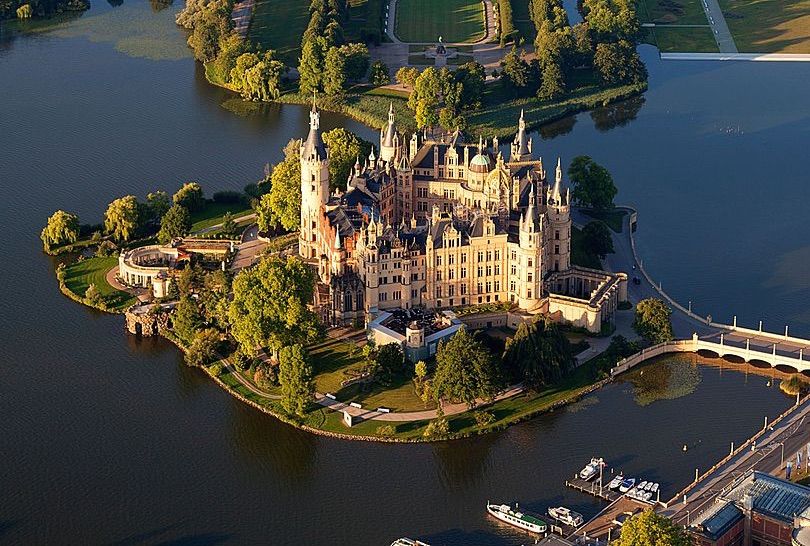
298;102;627;337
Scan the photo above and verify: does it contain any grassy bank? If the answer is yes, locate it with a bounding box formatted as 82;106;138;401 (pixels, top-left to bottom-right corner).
719;0;810;53
58;256;136;313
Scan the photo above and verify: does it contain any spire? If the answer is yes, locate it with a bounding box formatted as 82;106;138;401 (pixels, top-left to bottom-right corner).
512;109;530;161
302;95;326;160
354;155;361;175
334;226;341;249
551;157;563;204
527;181;537;221
478;134;483;153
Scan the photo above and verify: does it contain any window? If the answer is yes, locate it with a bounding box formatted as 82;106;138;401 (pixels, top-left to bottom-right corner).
417;187;428;198
448;286;455;297
412;273;418;281
477;251;484;262
495;281;500;291
555;245;560;255
528;289;532;298
555;230;560;240
494;250;500;261
448;270;455;280
436;256;442;266
486;265;492;276
436;287;442;298
477;266;483;277
436;271;442;281
411;289;418;298
495;265;500;275
486;251;492;261
461;284;467;295
486;281;492;293
511;251;517;260
477;282;483;294
380;293;388;301
461;267;467;279
528;258;533;267
448;254;454;265
528;272;533;282
511;265;517;276
555;260;559;271
510;281;516;292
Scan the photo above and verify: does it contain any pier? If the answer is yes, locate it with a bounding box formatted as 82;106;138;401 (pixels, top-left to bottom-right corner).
565;475;622;503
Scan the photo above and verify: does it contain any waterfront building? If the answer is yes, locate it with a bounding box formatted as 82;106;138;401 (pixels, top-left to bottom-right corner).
689;471;810;546
298;102;627;339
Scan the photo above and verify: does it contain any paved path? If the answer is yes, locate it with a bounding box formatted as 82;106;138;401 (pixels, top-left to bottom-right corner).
699;0;738;53
106;265;149;302
662;52;810;61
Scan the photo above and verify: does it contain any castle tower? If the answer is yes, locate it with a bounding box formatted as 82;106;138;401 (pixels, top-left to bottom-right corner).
380;102;399;164
330;227;346;276
510;109;533;162
517;182;543;310
546;157;571;272
299;100;330;260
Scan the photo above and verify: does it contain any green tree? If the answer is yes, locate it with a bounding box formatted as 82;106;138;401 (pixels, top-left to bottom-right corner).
582;220;614;258
146;190;171;222
229;52;261;90
633;298;673;344
615;509;690;546
299;37;326;94
104;195;140;242
342;42;370;81
594;40;647;85
395;66;420;87
323;128;372;191
369;60;390;86
187;15;221;62
408;67;441;129
414;360;428;382
500;46;530;89
538;56;566;100
85;284;103;307
228;255;322;354
278;344;314;417
241;55;285;101
173;182;204;212
157;204;192;244
262;139;302;230
221;211;237;237
173;295;203;344
454;61;486;108
186;328;221;367
375;343;405;383
433;327;500;408
503;316;574;388
568;155;618;211
323;45;348;95
40;210;80;251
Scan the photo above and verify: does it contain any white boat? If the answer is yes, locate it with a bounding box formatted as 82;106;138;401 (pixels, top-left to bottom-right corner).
579;457;604;481
608;473;624;490
637;480;649;492
487;502;548;534
619;478;636;493
390;539;431;546
644;481;654;492
651;483;659;495
548;506;584;527
641;491;653;502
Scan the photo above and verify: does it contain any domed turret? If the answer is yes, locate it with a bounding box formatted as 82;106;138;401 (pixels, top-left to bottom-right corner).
467;136;492;188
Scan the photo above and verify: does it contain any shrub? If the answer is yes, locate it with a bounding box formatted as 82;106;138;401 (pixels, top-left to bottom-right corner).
475;410;496;428
95;240;118;257
209;363;223;377
423;417;450;440
376;424;395;437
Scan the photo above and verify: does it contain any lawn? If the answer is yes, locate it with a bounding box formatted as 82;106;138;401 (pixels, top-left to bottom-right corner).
62;256;137;311
510;0;536;42
637;0;709;24
719;0;810;52
310;338;368;393
395;0;486;43
581;208;627;233
247;0;310;65
189;201;253;233
646;26;719;52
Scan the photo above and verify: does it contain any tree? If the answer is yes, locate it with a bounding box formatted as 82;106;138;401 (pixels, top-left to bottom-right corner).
594;40;647;85
342;42;370;81
41;210;80;251
433;327;500;408
414;360;428;382
633;298;673;344
104;195;140;242
395;66;420;88
369;60;390;86
173;182;204;212
278;344;314;417
454;61;486;108
299;37;326;94
323;45;348;95
582;221;614;258
187;15;221;62
221;211;237;237
229;52;261;90
228;255;322;354
500;46;530;89
157;204;192;243
375;343;405;383
186;328;221;367
173;295;203;344
503;316;574;388
615;509;690;546
146;190;171;222
261;139;302;230
407;67;441;129
538;56;566;100
568;155;618;211
240;54;285;101
85;284;103;307
583;0;640;42
323;128;372;191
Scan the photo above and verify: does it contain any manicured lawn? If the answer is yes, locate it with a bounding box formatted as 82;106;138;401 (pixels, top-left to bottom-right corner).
310;338;368;394
189;201;253;233
63;256;136;310
637;0;709;24
582;209;627;233
571;226;602;270
395;0;486;43
247;0;310;65
647;26;720;52
719;0;810;52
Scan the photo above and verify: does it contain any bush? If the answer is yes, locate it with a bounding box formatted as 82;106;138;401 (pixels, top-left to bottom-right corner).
423;417;450;439
376;424;395;437
209;363;224;377
95;240;118;257
475;410;496;428
185;328;221;367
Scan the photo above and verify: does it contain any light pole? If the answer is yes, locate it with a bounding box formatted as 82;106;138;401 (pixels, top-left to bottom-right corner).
781;442;786;466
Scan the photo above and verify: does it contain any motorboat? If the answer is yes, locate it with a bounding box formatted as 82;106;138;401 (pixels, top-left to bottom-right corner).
391;539;431;546
548;506;584;527
486;502;547;534
607;473;624;490
579;457;604;481
619;478;636;493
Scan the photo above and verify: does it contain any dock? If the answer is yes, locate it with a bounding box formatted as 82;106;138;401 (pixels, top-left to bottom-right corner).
568;496;651;543
565;474;622;503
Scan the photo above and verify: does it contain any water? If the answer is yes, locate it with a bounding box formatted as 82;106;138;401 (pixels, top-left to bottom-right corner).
0;1;808;544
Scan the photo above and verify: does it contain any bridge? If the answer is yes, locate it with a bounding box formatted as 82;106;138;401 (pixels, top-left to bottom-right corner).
611;323;810;376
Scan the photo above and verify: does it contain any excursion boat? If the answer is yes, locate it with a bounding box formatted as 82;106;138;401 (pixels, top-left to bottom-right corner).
619;478;636;493
390;539;431;546
487;502;548;534
547;506;584;527
608;473;624;490
579;457;604;481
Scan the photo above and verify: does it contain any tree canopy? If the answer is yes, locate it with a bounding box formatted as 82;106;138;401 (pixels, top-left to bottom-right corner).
594;40;647;85
322;128;371;192
279;344;314;417
41;210;80;250
633;298;674;344
615;509;690;546
173;182;204;212
104;195;140;242
157;204;192;244
502;316;574;388
228;255;322;354
369;60;390;86
258;139;301;231
173;295;204;344
433;327;500;408
568;155;618;211
582;220;615;259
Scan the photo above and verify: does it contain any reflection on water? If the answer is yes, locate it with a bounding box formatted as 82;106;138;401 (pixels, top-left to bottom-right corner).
621;354;702;406
566;395;600;413
590;95;645;132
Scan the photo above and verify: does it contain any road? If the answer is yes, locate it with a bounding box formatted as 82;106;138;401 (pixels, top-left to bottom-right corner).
700;0;738;53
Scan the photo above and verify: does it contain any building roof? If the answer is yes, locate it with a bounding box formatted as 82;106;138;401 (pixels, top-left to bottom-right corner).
693;501;744;540
469;152;491;173
723;471;810;523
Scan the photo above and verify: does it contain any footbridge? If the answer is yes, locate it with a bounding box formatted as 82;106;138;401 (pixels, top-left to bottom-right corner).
612;324;810;376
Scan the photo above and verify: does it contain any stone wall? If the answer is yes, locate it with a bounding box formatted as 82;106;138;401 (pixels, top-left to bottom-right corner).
125;305;171;336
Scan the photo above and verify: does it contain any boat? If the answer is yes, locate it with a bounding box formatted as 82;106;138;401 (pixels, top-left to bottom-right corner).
619;478;636;493
608;473;624;490
641;491;653;502
548;506;584;527
390;539;431;546
650;483;659;495
487;502;548;534
579;457;604;481
644;481;654;492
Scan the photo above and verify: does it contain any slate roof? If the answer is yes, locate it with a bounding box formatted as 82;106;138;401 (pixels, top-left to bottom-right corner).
723;471;810;523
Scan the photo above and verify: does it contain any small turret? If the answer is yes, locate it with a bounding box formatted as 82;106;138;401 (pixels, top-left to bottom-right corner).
510;109;533;162
368;146;377;170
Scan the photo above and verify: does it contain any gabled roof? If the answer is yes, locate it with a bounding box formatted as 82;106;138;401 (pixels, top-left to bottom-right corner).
723;471;810;523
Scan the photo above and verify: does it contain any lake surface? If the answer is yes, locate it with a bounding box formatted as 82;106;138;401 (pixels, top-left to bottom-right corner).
1;1;808;544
